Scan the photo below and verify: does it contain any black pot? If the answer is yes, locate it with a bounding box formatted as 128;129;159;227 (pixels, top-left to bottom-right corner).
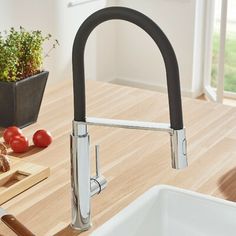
0;71;49;128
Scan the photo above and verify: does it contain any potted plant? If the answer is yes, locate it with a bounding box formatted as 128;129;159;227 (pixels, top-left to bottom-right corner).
0;27;58;128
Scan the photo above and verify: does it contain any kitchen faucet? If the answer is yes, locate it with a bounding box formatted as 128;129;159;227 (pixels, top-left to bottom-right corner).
71;7;188;231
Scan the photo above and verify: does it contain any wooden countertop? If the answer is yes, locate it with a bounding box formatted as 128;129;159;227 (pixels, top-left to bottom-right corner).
0;80;236;236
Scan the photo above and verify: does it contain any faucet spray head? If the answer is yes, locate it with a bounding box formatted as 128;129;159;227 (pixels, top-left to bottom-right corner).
170;128;188;169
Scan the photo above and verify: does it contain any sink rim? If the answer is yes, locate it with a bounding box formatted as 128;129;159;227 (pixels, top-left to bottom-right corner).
91;184;236;235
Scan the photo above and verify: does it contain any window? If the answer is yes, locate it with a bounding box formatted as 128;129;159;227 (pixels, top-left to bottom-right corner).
204;0;236;102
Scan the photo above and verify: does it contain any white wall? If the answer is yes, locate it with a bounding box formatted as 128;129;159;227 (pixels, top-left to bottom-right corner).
0;0;205;97
192;0;206;97
94;1;118;82
96;0;205;97
96;21;117;82
0;3;12;29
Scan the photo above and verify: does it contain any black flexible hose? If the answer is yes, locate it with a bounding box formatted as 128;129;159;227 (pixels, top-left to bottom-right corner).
72;7;183;130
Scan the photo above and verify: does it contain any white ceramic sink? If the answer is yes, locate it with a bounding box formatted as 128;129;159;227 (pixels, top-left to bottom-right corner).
91;185;236;236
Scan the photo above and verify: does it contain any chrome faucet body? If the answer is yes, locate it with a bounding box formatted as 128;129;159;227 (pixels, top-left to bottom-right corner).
71;7;188;231
71;122;107;230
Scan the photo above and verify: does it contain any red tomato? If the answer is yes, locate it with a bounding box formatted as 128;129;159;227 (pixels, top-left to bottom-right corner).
9;135;29;153
3;126;23;144
33;130;52;148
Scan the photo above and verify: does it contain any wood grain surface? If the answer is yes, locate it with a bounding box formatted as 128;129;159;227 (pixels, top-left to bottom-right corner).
0;80;236;235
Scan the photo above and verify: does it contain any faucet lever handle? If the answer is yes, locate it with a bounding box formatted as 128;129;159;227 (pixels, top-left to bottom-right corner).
91;144;107;197
95;145;100;178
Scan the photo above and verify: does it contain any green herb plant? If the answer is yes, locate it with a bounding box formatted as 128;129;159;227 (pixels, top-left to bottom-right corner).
0;27;59;82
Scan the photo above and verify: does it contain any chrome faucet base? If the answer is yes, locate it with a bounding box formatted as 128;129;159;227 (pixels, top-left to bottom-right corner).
71;122;107;231
70;223;92;232
70;124;91;230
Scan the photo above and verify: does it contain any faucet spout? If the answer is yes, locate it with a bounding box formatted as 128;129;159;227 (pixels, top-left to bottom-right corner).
71;6;188;231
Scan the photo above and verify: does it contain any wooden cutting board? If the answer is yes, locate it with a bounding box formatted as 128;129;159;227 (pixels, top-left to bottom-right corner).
0;157;50;204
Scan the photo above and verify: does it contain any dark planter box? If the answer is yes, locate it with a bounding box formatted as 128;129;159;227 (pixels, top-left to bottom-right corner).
0;71;48;128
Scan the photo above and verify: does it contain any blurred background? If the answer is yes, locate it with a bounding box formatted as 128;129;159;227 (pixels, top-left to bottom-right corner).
0;0;235;105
